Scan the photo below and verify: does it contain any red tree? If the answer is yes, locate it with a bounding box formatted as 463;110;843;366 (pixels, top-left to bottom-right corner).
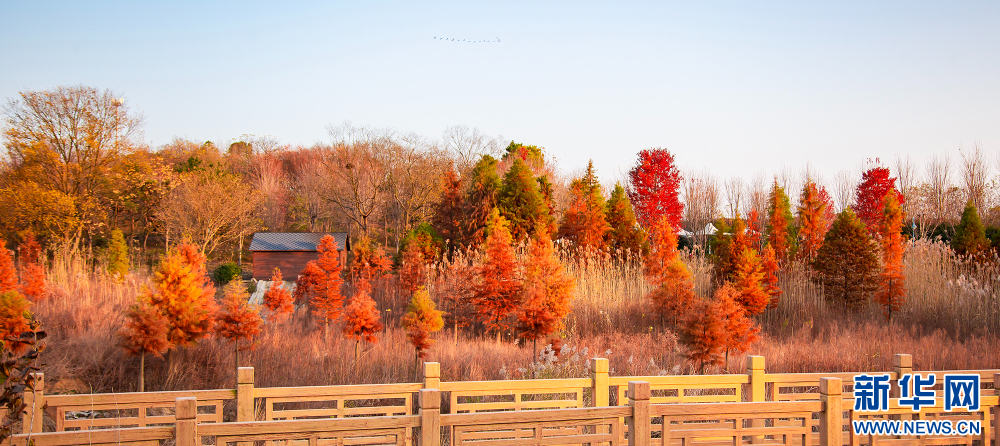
558;161;610;249
398;242;429;294
875;192;906;322
855;166;903;236
680;298;726;374
516;229;575;355
17;234;46;301
627;148;684;230
119;296;171;391
262;268;294;319
797;180;830;263
0;290;32;354
715;284;760;368
767;180;794;261
644;216;696;326
309;235;345;334
350;237;391;293
473;210;522;342
761;244;782;309
294;262;324;305
216;280;263;369
0;244;17;294
432;165;465;248
342;288;384;363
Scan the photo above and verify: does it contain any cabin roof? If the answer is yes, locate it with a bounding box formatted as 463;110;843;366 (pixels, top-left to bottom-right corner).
249;232;350;252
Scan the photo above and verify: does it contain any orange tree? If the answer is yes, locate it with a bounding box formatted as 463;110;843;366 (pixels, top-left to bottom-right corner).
680;297;726;374
516;228;575;357
349;237;391;293
473;210;522;342
797;180;830;263
308;235;346;335
875;192;906;322
767;180;795;261
715;284;759;368
731;247;769;316
143;243;217;347
558;161;610;249
398;242;429;294
0;244;16;294
342;288;383;364
0;290;32;355
17;233;46;301
262;268;294;319
760;245;782;309
401;286;444;380
216;280;263;369
118;296;170;391
644;216;696;327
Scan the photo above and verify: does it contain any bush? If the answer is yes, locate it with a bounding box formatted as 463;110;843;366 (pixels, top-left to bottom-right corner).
213;262;242;284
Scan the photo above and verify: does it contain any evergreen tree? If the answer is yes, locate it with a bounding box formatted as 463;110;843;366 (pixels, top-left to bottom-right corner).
342;288;383;363
558;161;610;249
536;175;558;236
107;229;129;281
144;244;218;347
767;180;795;261
952;201;988;256
605;182;647;254
680;298;726;374
310;235;346;333
262;268;294;319
463;155;502;247
732;247;769;316
875;192;906;322
499;158;550;242
712;217;749;283
216;280;263;369
797;180;830;263
761;244;782;309
812;209;879;309
431;165;464;249
473;210;522;342
401;286;444;379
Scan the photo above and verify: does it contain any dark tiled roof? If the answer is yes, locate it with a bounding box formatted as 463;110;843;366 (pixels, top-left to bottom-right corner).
249;233;350;252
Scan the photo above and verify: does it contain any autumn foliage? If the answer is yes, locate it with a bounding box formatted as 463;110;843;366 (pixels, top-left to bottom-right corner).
797;180;830;262
715;283;760;365
262;268;294;318
0;290;32;354
309;235;346;330
349;237;391;293
875;192;906;321
767;180;794;261
627;148;684;230
473;211;522;339
143;243;218;347
644;216;696;325
761;244;782;308
216;280;263;368
342;288;384;361
401;286;444;359
398;242;429;294
118;295;170;391
0;244;16;294
558;161;610;249
516;229;575;349
680;298;726;374
813;209;879;309
854;165;903;236
731;247;769;316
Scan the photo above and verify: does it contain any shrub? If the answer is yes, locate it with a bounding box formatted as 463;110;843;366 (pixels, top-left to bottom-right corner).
213;261;242;284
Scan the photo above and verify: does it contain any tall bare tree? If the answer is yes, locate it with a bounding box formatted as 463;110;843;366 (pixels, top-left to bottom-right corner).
441;125;504;174
894;155;917;219
683;171;719;248
158;168;261;256
724;177;744;218
960;142;989;217
833;170;857;213
324;123;395;237
926;153;952;224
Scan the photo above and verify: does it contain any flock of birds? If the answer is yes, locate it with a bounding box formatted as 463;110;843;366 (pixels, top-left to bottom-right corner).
433;37;501;43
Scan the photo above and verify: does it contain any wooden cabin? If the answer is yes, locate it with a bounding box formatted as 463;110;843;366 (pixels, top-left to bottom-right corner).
249;232;350;280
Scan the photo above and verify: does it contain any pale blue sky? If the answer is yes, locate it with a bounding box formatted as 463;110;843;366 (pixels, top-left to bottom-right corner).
2;1;998;184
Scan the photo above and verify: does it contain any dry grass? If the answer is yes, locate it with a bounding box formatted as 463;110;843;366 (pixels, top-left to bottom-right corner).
30;239;1000;394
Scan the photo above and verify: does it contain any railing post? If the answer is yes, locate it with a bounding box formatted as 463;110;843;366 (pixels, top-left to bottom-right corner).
237;367;255;422
175;397;198;446
747;351;766;442
423;362;440;390
591;358;609;407
628;381;650;446
820;377;843;446
891;354;911;398
419;389;441;446
992;374;1000;446
21;372;43;434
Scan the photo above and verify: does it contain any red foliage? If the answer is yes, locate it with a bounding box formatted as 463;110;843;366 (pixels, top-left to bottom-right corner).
19;263;46;302
144;243;217;347
875;192;906;321
309;235;345;328
473;212;522;338
263;268;294;318
732;247;769;316
0;244;17;294
342;288;384;344
350;238;391;293
855;166;903;236
432;166;464;247
558;161;610;249
398;242;429;294
681;298;726;374
644;216;696;325
767;180;794;261
19;232;42;265
516;230;575;345
293;262;324;305
0;290;32;354
216;280;263;368
715;284;760;360
761;244;782;309
119;296;171;358
798;180;830;262
627;148;684;230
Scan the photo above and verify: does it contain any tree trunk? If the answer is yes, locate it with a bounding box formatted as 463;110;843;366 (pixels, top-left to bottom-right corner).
454;322;458;346
354;340;360;365
235;342;240;370
531;338;538;379
139;352;145;392
413;350;420;382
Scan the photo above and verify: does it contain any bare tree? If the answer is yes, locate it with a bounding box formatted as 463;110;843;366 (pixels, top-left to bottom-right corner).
724;177;745;218
894;155;917;218
683;171;720;249
323;123;394;238
833;170;857;213
384;133;448;248
926;153;952;224
441;125;504;174
960;142;989;216
158;169;261;256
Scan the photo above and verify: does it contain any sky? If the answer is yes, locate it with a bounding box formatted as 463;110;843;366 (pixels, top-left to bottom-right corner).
2;1;999;185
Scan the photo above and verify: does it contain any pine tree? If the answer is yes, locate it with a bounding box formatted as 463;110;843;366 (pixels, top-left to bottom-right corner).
797;180;830;263
558;161;610;249
712;217;749;283
107;229;129;281
310;235;346;333
605;182;647;254
216;280;263;370
517;228;575;356
715;284;760;368
342;288;384;363
760;244;782;309
680;298;726;374
293;262;324;305
0;290;32;355
349;237;391;293
463;155;502;247
627;148;684;230
767;180;795;261
262;268;294;319
499;158;550;242
952;201;988;256
875;192;906;322
398;242;428;294
732;247;769;316
0;244;17;294
119;296;171;392
432;165;464;249
644;216;696;326
473;210;522;342
401;286;444;380
144;244;218;347
812;209;879;309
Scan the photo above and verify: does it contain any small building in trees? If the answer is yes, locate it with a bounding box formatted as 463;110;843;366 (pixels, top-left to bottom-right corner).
249;233;351;280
